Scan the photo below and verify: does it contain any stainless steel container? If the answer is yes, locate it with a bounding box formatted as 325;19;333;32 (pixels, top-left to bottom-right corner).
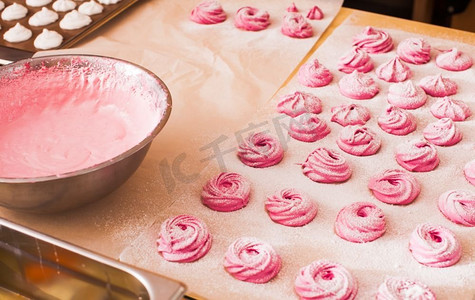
0;219;186;299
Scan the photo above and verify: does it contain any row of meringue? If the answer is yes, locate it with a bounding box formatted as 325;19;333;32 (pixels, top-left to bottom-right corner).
202;169;474;228
1;0;109;22
189;1;320;38
156;214;464;274
2;23;62;49
348;26;472;71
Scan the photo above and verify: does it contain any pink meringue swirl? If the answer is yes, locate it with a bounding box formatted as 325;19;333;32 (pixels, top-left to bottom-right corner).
156;214;212;263
306;5;323;20
337;125;381;156
330;103;371;126
418;74;457;97
409;223;462;268
378;105;417;136
352;26;393;54
201;172;251;212
223;237;281;283
423;118;462;146
281;12;313;39
337;47;374;74
375;56;412;83
237;132;284;168
277;91;322;117
234;6;270;31
265;188;318;227
288;113;330;143
298;59;333;87
438;190;475;227
339;70;379;100
294;259;358;300
387;80;427;110
334;201;386;243
464;159;475;186
396;37;431;64
189;0;226;25
430;96;471;121
436;48;473;71
287;2;298;12
395;139;439;172
376;277;436;300
368;169;421;205
302;147;352;183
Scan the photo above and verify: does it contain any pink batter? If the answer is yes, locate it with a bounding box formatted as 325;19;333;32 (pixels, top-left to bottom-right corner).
0;61;164;178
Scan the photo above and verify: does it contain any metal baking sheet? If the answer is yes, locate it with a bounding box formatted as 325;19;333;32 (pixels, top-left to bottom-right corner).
0;0;139;64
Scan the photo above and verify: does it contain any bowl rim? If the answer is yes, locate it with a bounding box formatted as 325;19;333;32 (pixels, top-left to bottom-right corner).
0;54;172;183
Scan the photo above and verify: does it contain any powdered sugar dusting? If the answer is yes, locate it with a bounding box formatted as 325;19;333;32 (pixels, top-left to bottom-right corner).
120;16;475;299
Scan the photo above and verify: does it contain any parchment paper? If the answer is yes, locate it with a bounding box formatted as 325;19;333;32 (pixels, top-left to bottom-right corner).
119;13;475;300
0;0;343;259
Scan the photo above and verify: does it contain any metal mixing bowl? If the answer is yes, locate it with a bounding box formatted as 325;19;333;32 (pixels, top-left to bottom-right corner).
0;55;171;214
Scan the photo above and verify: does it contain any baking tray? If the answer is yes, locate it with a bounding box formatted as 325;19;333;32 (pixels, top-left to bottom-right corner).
0;0;139;64
0;218;186;300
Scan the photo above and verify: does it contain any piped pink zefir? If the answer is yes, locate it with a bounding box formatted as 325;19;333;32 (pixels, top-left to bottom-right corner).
378;105;417;136
334;201;386;243
201;172;251;212
156;214;212;263
339;70;379;100
409;223;462;268
234;6;270;31
281;12;313;39
190;0;226;25
224;237;281;283
368;169;421;205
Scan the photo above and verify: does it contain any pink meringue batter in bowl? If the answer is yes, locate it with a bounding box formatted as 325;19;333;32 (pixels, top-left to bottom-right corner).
0;55;171;213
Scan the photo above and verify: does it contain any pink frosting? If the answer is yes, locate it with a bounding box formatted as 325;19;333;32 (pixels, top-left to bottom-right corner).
436;48;473;71
302;147;352;183
438;190;475;227
330;103;371;126
281;12;313;39
395;139;439;172
423;118;462;146
375;56;412;83
409;223;462;268
334;201;386;243
337;125;381;156
378;105;417;136
265;188;318;227
190;0;226;24
430;96;471;121
339;70;379;100
298;59;333;87
396;37;431;64
376;277;436;300
223;237;281;283
277;91;322;117
237;132;284;168
387;80;427;110
464;159;475;186
352;26;393;54
234;6;270;31
306;5;323;20
287;2;298;12
368;169;421;205
201;172;251;212
295;260;358;300
156;214;212;263
288;113;330;142
337;47;374;74
418;74;457;97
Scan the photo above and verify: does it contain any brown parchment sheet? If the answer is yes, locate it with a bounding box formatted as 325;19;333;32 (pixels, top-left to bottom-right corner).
119;12;475;300
0;0;343;259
